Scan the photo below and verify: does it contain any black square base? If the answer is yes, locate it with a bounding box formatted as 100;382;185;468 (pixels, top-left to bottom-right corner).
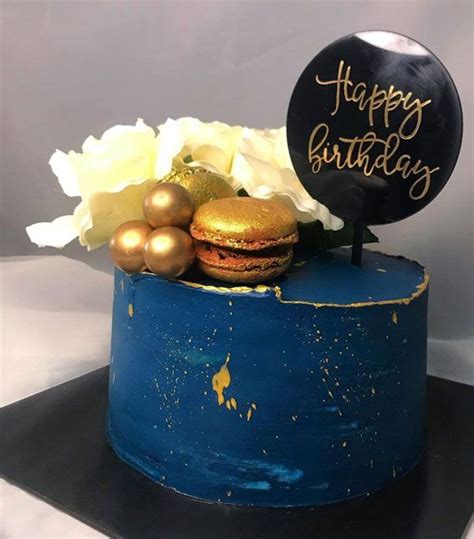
1;368;473;539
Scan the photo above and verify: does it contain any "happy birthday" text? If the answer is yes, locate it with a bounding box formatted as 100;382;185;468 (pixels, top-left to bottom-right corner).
308;60;439;200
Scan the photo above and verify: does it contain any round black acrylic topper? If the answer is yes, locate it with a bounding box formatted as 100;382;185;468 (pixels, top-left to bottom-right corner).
287;31;463;224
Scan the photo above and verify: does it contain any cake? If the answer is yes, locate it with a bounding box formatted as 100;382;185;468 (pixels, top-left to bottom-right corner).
25;30;461;512
107;247;428;506
24;118;435;507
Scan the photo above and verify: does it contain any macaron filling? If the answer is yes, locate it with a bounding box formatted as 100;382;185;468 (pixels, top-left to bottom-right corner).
190;224;298;251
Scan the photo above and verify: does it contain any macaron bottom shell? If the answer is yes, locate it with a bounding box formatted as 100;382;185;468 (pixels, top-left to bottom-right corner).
194;240;294;284
196;258;293;284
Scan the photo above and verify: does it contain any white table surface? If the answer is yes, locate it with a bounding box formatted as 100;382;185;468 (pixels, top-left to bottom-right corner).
1;256;109;538
1;255;473;538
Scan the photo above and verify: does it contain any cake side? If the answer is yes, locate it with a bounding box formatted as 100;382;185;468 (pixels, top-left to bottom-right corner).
107;249;428;506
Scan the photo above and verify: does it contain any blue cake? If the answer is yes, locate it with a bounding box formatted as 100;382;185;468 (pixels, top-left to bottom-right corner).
107;247;429;506
23;30;460;509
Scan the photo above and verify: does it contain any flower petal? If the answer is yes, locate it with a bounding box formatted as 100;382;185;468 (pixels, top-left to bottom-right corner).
155;118;185;178
71;119;157;198
26;215;79;248
232;127;344;230
155;117;243;178
82;118;155;153
80;179;157;250
49;150;81;197
235;151;344;230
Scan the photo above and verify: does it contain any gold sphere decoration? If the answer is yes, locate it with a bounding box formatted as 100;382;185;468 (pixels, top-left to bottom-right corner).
143;182;194;229
170;168;236;207
109;220;153;274
143;226;195;278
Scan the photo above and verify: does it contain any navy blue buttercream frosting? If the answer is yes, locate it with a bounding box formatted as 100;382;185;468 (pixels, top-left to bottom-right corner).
107;248;429;506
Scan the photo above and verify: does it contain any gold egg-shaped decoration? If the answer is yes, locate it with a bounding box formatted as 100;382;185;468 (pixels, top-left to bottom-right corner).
143;182;194;229
109;220;153;274
143;226;195;278
170;168;236;207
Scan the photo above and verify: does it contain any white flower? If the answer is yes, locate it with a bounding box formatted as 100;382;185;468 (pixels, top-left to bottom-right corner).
155;118;342;230
155;117;243;180
26;119;157;250
231;127;344;230
27;117;343;252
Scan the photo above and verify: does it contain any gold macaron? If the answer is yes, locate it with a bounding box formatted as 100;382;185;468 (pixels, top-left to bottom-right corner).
190;197;298;283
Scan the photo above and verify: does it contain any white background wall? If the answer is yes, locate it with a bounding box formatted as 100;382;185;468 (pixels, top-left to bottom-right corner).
1;1;473;383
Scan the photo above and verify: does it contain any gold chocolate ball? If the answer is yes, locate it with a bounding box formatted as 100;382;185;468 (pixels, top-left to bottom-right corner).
109;220;153;274
143;226;195;278
143;182;194;229
170;168;236;207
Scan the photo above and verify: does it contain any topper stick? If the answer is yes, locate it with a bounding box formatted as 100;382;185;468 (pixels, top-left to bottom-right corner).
351;221;364;266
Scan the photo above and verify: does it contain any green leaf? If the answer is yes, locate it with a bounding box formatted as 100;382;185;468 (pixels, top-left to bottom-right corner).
297;221;378;250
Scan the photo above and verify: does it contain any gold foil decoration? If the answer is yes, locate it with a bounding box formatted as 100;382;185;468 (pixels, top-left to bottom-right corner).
169;168;236;207
212;353;231;406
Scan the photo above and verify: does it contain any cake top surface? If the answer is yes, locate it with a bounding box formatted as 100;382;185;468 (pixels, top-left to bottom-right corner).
192;198;297;243
278;248;428;306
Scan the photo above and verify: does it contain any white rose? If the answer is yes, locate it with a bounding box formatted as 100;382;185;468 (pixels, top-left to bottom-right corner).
231;127;344;230
26;118;344;252
155;117;243;182
26;119;157;250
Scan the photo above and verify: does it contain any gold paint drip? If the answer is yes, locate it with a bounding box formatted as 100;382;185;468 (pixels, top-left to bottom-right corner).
178;280;271;295
178;257;429;309
273;268;429;309
212;353;231;406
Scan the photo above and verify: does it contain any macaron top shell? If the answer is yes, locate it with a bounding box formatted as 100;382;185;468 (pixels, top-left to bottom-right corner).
191;197;298;249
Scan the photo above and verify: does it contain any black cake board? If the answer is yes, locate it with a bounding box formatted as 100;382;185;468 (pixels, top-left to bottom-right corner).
1;367;473;539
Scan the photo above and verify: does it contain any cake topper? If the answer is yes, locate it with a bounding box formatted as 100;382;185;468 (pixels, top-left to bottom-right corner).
287;30;463;265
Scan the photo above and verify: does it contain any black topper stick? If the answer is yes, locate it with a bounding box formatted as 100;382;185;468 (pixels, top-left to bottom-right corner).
351;172;389;266
351;221;364;267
